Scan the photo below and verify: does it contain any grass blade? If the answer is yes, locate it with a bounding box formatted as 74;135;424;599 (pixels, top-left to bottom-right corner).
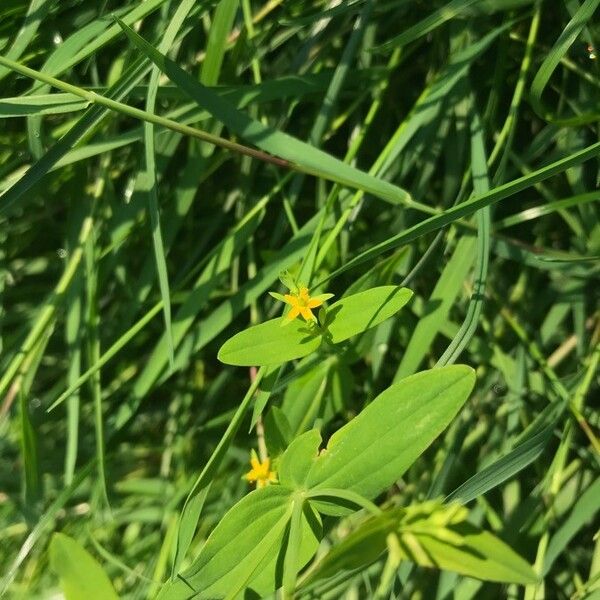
530;0;600;125
318;140;600;284
437;103;491;366
115;18;412;206
143;0;198;370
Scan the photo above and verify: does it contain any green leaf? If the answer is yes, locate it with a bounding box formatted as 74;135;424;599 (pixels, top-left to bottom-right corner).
304;504;538;587
283;497;305;596
263;407;293;459
280;356;332;436
543;478;600;575
529;0;600;125
116;19;412;206
159;486;321;599
217;318;321;366
445;422;556;504
302;510;396;585
325;286;413;344
49;533;118;600
305;366;475;514
398;523;538;585
279;430;321;489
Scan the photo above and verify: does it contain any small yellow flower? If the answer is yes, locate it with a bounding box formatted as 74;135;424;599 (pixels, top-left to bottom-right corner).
284;287;324;321
270;286;334;323
244;450;277;488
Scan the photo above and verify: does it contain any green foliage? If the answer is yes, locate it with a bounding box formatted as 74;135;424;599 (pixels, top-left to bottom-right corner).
303;367;475;511
218;317;322;366
217;286;412;366
304;502;538;587
49;533;119;600
158;366;477;598
325;286;413;343
157;486;322;599
1;1;598;599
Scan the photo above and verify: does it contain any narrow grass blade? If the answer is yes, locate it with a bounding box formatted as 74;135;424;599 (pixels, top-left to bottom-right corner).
445;423;556;504
530;0;600;125
84;223;109;509
0;93;89;116
0;0;52;81
63;207;85;485
201;0;239;85
143;0;198;370
543;478;600;575
437;104;491;365
494;191;600;230
115;19;412;206
374;0;483;52
318;140;600;284
19;385;40;508
0;56;152;216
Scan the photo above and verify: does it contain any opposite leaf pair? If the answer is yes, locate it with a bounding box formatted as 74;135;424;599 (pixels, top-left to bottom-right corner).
219;285;414;366
156;366;514;599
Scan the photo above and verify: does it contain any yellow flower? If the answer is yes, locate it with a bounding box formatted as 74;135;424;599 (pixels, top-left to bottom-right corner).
270;286;334;323
284;287;324;321
244;450;277;488
269;279;333;325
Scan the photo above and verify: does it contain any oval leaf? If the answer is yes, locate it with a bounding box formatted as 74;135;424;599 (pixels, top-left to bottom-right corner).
325;286;413;344
49;533;118;600
305;366;475;513
218;318;321;366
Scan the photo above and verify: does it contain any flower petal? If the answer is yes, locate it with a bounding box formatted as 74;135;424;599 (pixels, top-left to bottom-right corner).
283;294;296;306
307;298;323;308
300;306;314;320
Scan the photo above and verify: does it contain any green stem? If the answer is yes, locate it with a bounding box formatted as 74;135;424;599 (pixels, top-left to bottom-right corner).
0;54;291;169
